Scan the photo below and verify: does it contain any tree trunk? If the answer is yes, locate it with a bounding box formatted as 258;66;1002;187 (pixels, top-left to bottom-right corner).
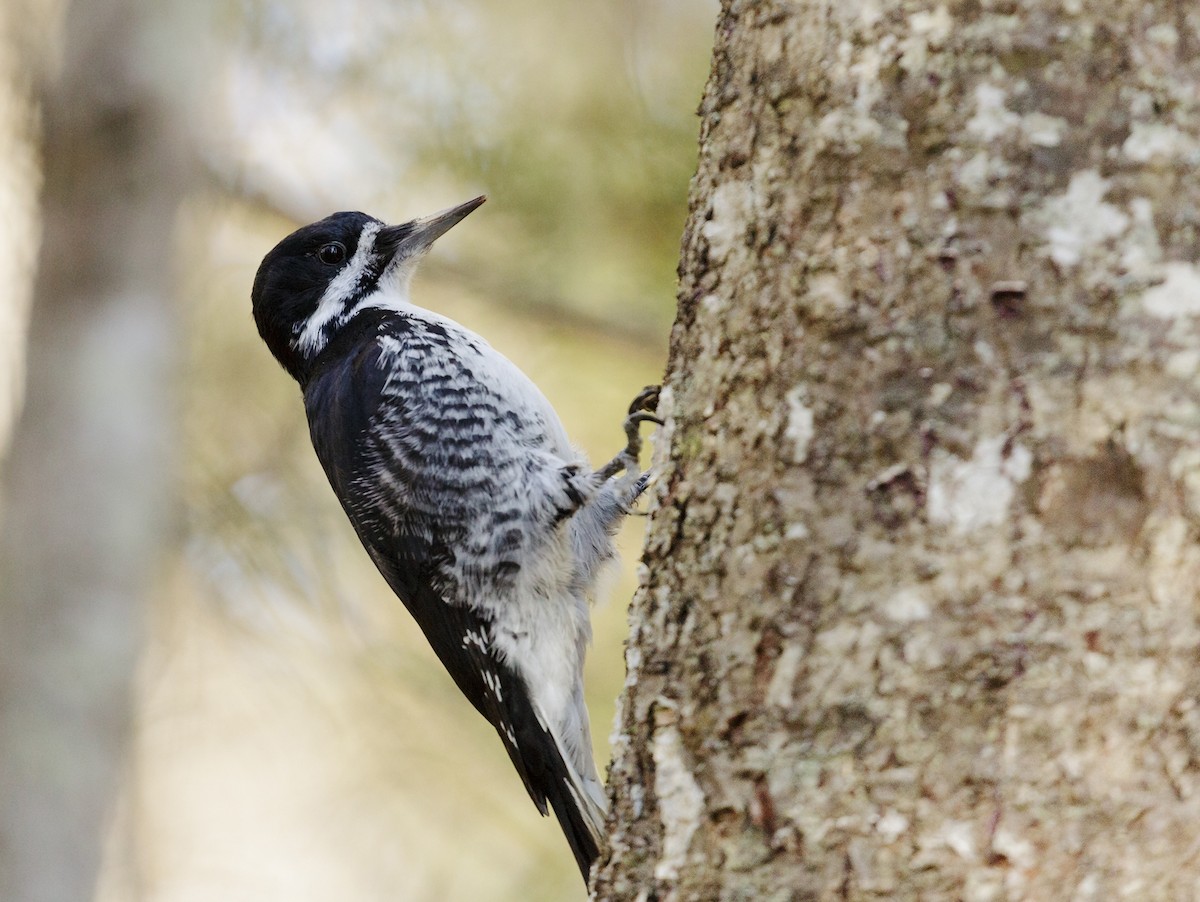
0;2;42;462
0;1;188;899
594;1;1200;899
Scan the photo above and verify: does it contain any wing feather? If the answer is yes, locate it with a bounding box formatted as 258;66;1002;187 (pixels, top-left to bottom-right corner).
302;317;601;878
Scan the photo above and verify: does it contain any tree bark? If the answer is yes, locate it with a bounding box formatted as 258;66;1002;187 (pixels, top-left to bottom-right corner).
0;1;188;899
595;1;1200;899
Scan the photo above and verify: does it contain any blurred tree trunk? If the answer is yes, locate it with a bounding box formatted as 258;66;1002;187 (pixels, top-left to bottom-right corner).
0;0;187;898
594;1;1200;899
0;2;43;462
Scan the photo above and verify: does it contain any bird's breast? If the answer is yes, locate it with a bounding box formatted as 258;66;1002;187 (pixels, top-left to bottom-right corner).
375;316;574;459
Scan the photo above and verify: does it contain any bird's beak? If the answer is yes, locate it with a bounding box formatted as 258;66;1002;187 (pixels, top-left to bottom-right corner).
376;195;486;261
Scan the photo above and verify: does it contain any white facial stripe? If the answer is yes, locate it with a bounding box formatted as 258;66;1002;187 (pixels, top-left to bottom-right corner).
295;221;382;354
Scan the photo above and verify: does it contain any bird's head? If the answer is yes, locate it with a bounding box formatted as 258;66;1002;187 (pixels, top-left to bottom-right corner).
251;196;486;383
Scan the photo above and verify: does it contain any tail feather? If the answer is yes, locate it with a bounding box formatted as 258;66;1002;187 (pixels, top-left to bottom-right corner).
358;521;605;878
551;777;604;881
546;715;606;880
499;697;606;881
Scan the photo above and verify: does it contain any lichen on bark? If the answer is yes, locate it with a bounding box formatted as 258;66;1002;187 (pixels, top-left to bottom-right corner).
594;1;1200;899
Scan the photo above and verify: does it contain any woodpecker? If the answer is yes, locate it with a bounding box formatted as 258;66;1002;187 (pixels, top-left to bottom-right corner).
250;196;658;881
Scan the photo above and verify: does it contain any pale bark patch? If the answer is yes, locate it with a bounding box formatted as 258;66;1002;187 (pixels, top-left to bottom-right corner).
1122;121;1198;163
1034;170;1130;269
1142;262;1200;318
651;719;704;883
700;180;753;265
783;386;813;464
966;84;1020;141
927;436;1032;534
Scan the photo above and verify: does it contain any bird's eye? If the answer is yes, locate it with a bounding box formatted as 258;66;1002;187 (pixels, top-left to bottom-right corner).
317;242;347;265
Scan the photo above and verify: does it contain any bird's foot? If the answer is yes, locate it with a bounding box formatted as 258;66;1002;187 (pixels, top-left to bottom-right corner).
599;385;662;480
626;384;661;418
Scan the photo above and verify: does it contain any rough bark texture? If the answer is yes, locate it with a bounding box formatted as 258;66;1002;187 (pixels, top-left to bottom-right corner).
595;1;1200;899
0;1;187;899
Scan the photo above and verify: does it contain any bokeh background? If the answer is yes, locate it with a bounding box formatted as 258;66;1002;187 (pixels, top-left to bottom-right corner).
0;2;716;900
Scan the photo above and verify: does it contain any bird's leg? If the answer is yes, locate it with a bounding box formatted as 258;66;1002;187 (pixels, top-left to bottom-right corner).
543;386;661;525
598;384;661;480
567;387;661;574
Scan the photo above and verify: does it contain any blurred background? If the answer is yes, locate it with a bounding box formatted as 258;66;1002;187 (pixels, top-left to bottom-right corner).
0;1;714;900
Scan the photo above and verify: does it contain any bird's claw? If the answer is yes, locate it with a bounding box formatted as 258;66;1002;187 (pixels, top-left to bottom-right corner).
622;384;662;463
599;385;662;480
627;384;660;417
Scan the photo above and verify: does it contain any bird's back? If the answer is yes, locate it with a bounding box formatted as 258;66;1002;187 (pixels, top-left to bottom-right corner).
302;304;607;876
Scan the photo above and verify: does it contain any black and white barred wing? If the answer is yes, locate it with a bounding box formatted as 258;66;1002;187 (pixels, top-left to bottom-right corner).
358;545;601;874
302;319;601;876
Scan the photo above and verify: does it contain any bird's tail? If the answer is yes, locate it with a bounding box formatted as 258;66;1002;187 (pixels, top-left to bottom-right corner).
543;717;607;880
499;694;607;882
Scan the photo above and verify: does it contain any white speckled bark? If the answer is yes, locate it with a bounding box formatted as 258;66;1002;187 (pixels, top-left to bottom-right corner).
595;1;1200;899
